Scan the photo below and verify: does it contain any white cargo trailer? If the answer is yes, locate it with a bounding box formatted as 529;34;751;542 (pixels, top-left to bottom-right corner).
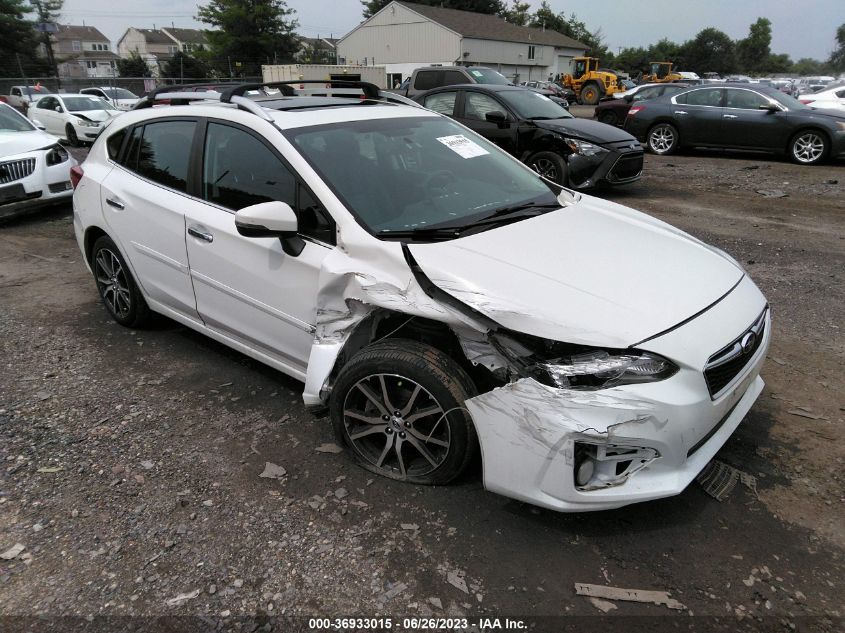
262;64;387;89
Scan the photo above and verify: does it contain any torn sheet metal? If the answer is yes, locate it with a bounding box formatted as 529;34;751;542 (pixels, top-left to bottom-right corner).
302;244;489;406
574;583;686;611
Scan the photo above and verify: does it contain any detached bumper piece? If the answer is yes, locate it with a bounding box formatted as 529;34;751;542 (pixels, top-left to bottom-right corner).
606;151;644;183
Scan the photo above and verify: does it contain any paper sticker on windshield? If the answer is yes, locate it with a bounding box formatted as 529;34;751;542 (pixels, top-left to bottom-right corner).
436;134;489;159
470;70;483;77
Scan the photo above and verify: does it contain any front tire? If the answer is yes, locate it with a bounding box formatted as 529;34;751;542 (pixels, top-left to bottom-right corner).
580;83;601;105
527;151;568;186
91;236;151;328
647;123;679;155
598;110;619;126
330;339;478;485
788;130;828;165
65;124;80;147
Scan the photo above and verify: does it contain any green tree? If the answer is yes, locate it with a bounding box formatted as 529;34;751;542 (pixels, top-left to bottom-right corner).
116;51;152;77
0;0;47;76
198;0;299;76
528;1;566;34
791;57;827;75
501;0;530;26
680;27;737;75
829;23;845;71
764;53;792;74
29;0;63;80
163;51;211;80
736;17;772;74
614;46;650;75
362;0;504;19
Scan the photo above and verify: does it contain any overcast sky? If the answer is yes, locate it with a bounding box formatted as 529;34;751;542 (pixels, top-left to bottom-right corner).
53;0;842;61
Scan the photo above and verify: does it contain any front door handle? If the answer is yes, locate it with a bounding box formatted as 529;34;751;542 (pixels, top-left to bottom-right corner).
674;110;688;115
188;226;213;243
723;114;738;119
105;197;124;210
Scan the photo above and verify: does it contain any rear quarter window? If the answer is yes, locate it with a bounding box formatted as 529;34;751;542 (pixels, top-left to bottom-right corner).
106;128;127;160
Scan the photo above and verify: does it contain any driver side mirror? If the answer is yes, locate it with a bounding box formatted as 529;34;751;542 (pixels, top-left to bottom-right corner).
54;106;63;113
758;102;780;112
235;201;304;256
485;110;509;126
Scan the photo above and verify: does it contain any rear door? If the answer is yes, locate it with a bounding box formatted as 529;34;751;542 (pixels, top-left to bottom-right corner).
99;118;202;321
183;120;334;373
671;87;724;145
722;88;787;150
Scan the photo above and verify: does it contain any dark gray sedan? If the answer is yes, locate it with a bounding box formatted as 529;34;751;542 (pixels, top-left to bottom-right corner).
624;83;845;165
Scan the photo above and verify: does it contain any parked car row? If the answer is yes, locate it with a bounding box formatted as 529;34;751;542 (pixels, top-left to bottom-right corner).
68;80;771;512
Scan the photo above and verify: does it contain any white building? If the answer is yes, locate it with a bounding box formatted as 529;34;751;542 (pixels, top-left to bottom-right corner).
336;1;587;87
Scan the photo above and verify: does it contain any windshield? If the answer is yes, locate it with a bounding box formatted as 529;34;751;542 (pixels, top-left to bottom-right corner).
768;91;809;110
286;116;558;236
63;96;117;112
465;68;510;85
500;90;572;119
101;87;137;99
0;105;35;132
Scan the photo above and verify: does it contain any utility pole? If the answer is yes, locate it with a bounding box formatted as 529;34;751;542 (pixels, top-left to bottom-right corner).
180;55;184;83
228;56;233;79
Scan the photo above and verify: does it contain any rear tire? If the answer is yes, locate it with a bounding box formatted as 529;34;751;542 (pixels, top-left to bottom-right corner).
330;339;478;485
91;235;151;328
580;83;601;105
647;123;679;155
527;151;568;186
598;110;619;126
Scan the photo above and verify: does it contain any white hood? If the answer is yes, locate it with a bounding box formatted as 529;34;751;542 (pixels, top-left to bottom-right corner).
408;197;744;348
71;109;119;122
0;129;60;158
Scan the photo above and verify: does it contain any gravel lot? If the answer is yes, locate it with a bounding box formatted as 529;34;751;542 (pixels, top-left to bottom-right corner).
1;131;844;631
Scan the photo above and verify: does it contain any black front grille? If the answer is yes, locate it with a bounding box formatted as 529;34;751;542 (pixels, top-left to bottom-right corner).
608;152;643;182
0;158;36;184
704;308;767;398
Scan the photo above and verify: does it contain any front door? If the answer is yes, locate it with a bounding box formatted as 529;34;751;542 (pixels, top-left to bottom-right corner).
722;88;789;150
184;120;333;372
456;90;518;155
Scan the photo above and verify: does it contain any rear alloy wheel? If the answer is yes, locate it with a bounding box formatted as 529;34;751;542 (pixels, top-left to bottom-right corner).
647;123;679;155
528;151;568;186
580;83;601;105
789;130;827;165
65;124;80;147
330;339;477;485
598;111;618;126
91;236;151;328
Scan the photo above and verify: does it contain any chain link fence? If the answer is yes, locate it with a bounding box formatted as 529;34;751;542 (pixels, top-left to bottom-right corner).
0;76;264;99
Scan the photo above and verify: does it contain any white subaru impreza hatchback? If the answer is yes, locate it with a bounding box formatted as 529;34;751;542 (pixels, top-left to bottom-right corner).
72;82;770;512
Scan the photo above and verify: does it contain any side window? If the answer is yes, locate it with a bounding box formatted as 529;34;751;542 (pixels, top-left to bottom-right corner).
442;70;466;86
835;89;845;99
106;128;127;161
632;87;657;102
12;88;21;97
726;89;768;109
423;91;457;116
463;92;505;121
135;120;196;193
414;71;440;91
38;97;54;110
202;122;295;211
684;89;722;107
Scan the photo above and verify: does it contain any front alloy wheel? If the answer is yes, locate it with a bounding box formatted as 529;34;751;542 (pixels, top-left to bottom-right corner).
528;151;568;186
789;131;827;165
331;339;477;485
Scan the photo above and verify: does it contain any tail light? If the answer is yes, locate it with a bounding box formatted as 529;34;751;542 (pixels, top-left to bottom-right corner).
70;165;84;189
627;106;645;117
799;99;812;104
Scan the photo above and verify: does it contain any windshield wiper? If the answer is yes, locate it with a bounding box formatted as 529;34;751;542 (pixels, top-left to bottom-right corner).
376;226;468;241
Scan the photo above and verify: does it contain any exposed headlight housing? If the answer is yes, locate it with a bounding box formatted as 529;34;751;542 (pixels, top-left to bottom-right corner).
44;143;69;166
75;118;100;128
563;137;608;157
535;350;678;390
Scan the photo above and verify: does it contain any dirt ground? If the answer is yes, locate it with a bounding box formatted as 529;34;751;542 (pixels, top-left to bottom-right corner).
1;135;844;632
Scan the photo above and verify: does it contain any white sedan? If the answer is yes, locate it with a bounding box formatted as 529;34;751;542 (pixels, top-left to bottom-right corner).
80;87;140;111
798;84;845;112
0;103;77;221
28;94;121;146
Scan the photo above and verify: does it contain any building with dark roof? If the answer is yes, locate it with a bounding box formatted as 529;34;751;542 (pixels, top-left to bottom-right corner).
116;27;209;77
43;25;120;78
337;1;587;86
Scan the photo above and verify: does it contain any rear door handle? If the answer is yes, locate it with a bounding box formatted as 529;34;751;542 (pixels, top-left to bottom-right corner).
105;197;124;210
674;110;688;115
723;114;738;119
188;226;213;243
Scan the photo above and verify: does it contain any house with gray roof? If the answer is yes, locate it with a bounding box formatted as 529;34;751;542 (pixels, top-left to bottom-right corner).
336;1;587;86
43;25;120;78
